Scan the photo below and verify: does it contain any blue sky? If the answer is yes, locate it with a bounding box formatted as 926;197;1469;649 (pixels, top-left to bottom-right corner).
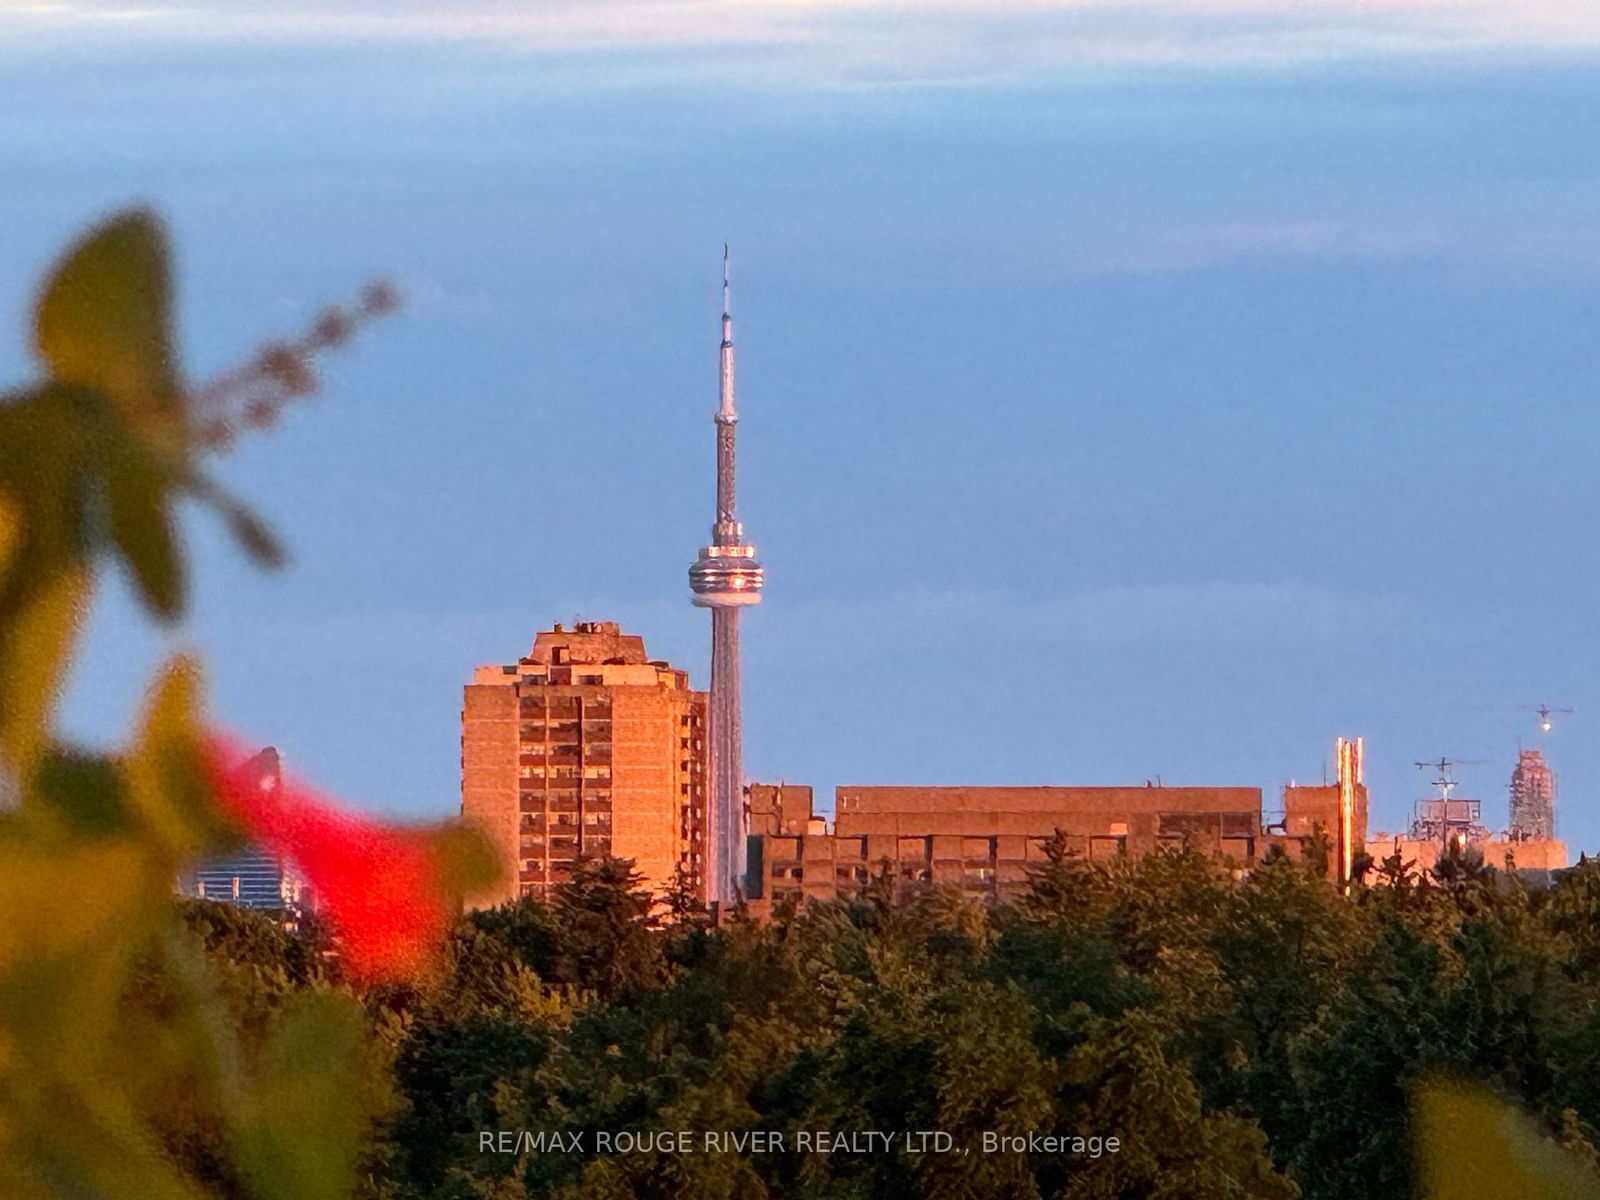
4;2;1599;850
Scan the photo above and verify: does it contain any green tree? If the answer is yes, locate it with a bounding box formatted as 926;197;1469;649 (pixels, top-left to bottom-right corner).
549;855;668;1001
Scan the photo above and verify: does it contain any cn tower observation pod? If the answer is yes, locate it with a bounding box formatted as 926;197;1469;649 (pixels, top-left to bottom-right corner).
689;542;764;607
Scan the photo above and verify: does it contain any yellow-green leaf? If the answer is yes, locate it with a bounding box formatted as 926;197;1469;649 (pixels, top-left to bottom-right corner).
430;820;504;900
34;208;180;440
106;444;184;620
0;490;18;576
35;749;130;836
1414;1076;1600;1199
235;991;371;1200
0;839;150;971
124;655;217;859
0;566;89;784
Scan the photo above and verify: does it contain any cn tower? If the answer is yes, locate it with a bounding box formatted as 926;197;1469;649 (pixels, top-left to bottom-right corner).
688;247;764;906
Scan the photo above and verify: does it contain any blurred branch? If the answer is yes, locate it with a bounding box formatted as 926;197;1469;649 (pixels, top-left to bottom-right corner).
190;281;398;452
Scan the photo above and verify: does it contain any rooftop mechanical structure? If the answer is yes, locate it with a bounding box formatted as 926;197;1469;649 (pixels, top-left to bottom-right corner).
689;248;764;905
1408;757;1488;852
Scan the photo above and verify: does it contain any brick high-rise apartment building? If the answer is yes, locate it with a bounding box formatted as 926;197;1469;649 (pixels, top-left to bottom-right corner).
460;622;707;906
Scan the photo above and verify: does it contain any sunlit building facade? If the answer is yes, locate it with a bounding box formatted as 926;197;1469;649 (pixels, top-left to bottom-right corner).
740;737;1377;916
460;621;707;906
744;779;1362;916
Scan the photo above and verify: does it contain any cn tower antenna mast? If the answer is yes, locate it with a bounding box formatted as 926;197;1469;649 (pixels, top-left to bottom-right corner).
689;246;764;907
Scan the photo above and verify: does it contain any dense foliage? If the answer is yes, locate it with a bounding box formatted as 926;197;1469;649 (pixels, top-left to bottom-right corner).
151;844;1600;1199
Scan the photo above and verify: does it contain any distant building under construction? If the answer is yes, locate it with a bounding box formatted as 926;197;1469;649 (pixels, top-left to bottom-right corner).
1510;748;1556;842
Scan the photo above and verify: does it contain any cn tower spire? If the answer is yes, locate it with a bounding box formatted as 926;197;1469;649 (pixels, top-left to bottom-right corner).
716;245;737;530
719;246;734;420
722;242;732;353
689;246;764;908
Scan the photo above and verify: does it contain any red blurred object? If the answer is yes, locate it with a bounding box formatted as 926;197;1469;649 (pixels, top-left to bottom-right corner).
202;734;449;981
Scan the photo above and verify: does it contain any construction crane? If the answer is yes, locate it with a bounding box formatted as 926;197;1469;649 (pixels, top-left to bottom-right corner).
1527;704;1574;734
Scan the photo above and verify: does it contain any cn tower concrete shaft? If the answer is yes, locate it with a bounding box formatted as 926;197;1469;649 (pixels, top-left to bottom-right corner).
709;607;742;905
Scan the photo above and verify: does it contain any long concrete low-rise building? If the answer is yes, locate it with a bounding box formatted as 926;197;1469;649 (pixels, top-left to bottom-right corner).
745;776;1367;915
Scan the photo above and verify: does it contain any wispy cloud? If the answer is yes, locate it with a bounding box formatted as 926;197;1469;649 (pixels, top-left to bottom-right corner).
7;1;1600;80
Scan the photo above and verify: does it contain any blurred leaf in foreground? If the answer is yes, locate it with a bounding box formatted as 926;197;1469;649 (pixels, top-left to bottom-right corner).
235;990;375;1200
1415;1076;1600;1200
33;207;180;442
